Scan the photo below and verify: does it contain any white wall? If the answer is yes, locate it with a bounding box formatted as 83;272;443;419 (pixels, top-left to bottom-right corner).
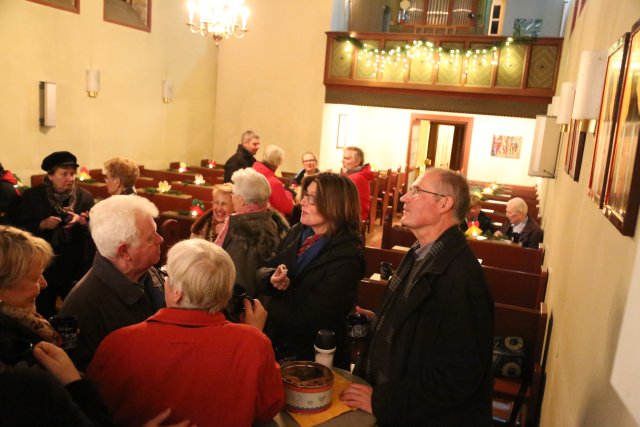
538;0;640;426
503;0;565;36
321;103;538;185
212;0;333;174
0;1;218;181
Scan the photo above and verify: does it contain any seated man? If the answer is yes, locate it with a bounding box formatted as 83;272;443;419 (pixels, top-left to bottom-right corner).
460;194;494;235
59;195;165;371
494;197;543;248
87;239;284;427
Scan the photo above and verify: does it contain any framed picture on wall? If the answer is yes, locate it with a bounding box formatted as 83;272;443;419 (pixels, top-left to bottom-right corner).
569;122;588;181
603;22;640;236
588;33;631;207
563;125;575;174
27;0;79;14
104;0;152;32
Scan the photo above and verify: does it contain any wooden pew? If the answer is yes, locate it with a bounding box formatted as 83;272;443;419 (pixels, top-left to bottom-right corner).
483;265;548;309
137;191;193;213
357;278;387;312
169;162;225;183
169;182;215;202
139;167;218;186
363;246;406;278
367;177;380;233
381;223;416;250
158;210;196;241
467;238;544;274
493;302;548;427
155;218;181;266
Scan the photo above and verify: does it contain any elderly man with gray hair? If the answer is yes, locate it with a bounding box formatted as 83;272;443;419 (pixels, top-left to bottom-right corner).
59;195;165;371
493;196;543;248
86;239;283;427
215;168;289;297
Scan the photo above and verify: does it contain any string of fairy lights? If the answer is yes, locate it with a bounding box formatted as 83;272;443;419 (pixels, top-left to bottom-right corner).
336;35;531;78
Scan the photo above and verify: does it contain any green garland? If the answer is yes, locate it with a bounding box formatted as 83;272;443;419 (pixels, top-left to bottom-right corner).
336;35;536;70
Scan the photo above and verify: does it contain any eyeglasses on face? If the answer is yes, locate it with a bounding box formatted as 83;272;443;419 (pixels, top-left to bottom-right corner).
408;185;447;198
301;193;317;205
302;159;317;163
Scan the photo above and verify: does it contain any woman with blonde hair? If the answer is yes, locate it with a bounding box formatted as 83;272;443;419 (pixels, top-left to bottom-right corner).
191;183;234;242
103;157;140;196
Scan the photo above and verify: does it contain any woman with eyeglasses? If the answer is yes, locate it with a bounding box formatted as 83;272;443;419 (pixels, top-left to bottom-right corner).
103;157;140;196
291;152;320;187
257;172;365;368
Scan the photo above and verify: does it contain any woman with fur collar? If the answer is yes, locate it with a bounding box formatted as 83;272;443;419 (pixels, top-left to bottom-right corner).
215;168;289;297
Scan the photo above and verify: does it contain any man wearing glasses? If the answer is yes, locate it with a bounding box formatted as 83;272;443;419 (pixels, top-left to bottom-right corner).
341;168;494;426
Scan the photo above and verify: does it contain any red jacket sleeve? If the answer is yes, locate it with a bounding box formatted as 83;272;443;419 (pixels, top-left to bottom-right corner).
269;179;294;216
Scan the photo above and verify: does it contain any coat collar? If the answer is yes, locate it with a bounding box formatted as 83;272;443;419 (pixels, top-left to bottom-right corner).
92;253;154;305
389;226;469;320
147;308;227;327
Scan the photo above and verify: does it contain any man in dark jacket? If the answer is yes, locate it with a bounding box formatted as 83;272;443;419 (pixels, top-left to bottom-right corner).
223;130;261;182
342;168;494;426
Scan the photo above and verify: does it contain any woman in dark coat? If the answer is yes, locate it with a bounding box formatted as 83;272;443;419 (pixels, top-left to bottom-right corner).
16;151;94;318
257;172;365;368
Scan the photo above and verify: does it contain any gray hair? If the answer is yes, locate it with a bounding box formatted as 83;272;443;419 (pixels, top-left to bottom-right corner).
166;239;235;313
262;145;284;169
231;168;271;206
241;130;259;145
425;168;470;222
507;197;528;215
344;146;364;166
90;195;159;259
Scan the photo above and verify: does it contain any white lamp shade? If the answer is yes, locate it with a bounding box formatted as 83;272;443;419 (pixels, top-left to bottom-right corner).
557;82;576;125
162;80;174;101
86;69;100;95
547;96;560;117
572;50;608;120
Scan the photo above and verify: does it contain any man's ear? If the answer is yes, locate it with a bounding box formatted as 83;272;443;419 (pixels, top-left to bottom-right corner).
116;243;129;259
440;196;454;213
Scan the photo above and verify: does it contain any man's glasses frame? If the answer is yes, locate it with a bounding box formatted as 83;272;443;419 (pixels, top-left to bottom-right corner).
408;186;448;198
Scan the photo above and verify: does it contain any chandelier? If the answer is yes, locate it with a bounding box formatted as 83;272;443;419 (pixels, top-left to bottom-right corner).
186;0;250;45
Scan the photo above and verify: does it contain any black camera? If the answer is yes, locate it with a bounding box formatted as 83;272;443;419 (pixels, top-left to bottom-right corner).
58;212;73;226
232;284;254;315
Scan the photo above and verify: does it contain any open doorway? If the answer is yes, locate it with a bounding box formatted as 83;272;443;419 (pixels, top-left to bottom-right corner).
406;114;473;185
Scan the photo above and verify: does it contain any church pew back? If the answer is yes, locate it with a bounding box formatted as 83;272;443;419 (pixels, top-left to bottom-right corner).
483;265;548;309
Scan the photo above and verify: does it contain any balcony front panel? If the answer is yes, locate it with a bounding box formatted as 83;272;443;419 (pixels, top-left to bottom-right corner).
325;32;562;102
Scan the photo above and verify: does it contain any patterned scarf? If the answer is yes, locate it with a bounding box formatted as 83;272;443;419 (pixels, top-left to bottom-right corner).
44;177;77;215
0;303;62;346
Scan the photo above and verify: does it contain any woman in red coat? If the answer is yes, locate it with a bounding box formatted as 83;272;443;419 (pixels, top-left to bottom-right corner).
87;239;284;427
253;145;295;217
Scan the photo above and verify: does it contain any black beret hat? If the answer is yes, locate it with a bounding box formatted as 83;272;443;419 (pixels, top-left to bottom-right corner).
41;151;79;172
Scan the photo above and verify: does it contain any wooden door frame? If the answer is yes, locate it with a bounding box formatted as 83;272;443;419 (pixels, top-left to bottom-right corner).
405;113;474;176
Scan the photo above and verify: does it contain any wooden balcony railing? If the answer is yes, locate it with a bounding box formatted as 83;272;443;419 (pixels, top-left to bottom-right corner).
324;32;563;103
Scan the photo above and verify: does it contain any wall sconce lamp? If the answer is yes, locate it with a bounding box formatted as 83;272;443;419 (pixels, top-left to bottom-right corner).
547;96;560;117
162;80;174;104
572;49;607;134
39;81;56;128
86;69;100;98
556;81;576;132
